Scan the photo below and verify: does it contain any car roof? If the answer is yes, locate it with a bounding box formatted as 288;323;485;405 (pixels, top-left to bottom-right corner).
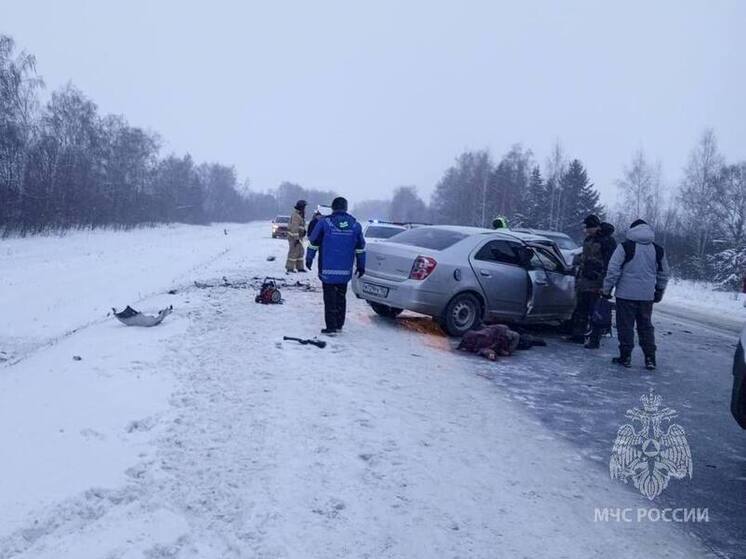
365;222;406;229
423;225;551;243
425;225;492;234
513;227;571;239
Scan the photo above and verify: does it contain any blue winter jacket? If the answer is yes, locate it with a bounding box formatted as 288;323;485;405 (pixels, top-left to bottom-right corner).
306;211;366;284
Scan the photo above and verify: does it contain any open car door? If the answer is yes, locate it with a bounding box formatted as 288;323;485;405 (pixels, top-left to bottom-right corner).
525;244;576;321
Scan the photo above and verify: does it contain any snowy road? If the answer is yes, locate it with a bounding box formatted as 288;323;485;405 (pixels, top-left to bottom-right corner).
0;222;741;558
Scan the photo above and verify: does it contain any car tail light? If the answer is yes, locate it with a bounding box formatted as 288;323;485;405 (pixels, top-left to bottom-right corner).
409;256;437;280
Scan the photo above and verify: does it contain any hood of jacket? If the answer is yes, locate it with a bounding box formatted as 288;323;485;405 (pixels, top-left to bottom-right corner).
626;223;655;244
599;222;615;237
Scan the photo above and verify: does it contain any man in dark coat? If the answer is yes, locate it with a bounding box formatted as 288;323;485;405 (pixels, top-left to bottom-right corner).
307;210;322;239
306;197;366;334
567;214;617;348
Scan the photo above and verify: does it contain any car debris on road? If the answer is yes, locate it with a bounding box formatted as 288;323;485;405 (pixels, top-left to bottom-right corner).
112;305;173;327
283;336;326;348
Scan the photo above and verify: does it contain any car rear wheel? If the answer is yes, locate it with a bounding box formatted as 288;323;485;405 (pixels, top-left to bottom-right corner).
368;301;403;318
440;292;482;337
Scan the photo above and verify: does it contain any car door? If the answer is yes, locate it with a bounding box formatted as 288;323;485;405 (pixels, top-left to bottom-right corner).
525;245;576;320
468;239;529;321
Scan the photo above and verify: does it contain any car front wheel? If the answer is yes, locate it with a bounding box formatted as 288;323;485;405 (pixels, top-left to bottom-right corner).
368;301;403;318
440;293;482;336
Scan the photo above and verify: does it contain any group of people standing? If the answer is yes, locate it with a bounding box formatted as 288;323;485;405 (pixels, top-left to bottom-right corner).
284;197;366;335
284;199;669;368
568;214;669;370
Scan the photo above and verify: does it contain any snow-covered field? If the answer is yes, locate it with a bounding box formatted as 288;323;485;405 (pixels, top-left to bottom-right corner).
0;223;717;557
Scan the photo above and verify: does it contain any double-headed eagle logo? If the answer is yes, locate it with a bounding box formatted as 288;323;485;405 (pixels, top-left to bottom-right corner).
610;390;692;500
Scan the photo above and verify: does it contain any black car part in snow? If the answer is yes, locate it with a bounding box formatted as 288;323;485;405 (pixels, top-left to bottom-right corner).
283;336;327;348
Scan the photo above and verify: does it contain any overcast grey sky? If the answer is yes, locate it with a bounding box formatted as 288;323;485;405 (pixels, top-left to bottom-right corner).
3;0;745;206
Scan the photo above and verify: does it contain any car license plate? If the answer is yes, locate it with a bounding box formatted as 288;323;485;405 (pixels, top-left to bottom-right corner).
362;282;389;298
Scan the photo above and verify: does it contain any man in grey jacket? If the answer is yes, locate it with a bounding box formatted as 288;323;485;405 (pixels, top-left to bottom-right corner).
602;219;670;370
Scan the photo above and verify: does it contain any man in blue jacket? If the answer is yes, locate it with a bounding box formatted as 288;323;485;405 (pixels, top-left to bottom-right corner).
306;197;366;334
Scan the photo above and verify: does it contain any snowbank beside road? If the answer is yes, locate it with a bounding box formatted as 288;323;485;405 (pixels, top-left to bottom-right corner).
661;278;746;333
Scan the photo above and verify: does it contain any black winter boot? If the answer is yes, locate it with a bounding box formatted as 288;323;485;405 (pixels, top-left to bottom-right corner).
644;354;656;371
584;337;600;349
612;353;632;368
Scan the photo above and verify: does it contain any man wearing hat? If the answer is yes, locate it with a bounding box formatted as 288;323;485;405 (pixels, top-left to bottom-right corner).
567;214;617;347
286;199;307;273
306;197;366;334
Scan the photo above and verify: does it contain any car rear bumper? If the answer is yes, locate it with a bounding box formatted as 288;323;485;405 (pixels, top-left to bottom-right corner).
352;275;444;317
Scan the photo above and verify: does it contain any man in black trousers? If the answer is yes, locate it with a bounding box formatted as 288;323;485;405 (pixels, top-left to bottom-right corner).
305;197;366;334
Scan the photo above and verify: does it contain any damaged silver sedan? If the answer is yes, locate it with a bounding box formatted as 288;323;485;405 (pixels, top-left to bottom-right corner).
352;226;576;336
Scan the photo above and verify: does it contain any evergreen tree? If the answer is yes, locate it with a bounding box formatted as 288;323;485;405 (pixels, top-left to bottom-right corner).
487;144;532;226
522;165;549;228
559;159;602;238
709;162;746;289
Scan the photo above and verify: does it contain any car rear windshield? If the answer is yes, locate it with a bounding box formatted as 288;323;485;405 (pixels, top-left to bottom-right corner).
275;216;289;223
366;226;406;239
387;228;468;250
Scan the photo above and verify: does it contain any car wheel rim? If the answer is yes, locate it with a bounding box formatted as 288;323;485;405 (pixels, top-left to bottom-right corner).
452;300;475;329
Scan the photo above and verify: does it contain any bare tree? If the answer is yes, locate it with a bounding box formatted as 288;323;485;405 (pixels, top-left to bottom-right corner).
710;163;746;288
616;149;663;225
544;140;567;230
678;129;724;274
390;185;428;223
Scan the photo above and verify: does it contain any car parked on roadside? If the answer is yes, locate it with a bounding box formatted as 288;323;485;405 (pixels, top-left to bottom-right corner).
732;324;746;429
512;228;581;267
271;215;290;238
362;220;407;242
352;225;576;336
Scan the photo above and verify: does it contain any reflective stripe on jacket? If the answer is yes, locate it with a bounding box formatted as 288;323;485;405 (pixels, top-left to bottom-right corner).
287;209;306;239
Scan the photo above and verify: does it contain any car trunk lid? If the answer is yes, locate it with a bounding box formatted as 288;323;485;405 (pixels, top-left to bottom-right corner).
365;243;430;282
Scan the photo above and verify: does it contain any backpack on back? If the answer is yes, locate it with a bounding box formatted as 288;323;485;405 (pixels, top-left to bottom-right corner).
621;240;664;272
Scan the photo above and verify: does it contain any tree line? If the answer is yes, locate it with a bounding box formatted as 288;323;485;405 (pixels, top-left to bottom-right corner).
0;34;286;235
354;145;603;239
354;132;746;289
4;34;745;288
611;130;746;289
